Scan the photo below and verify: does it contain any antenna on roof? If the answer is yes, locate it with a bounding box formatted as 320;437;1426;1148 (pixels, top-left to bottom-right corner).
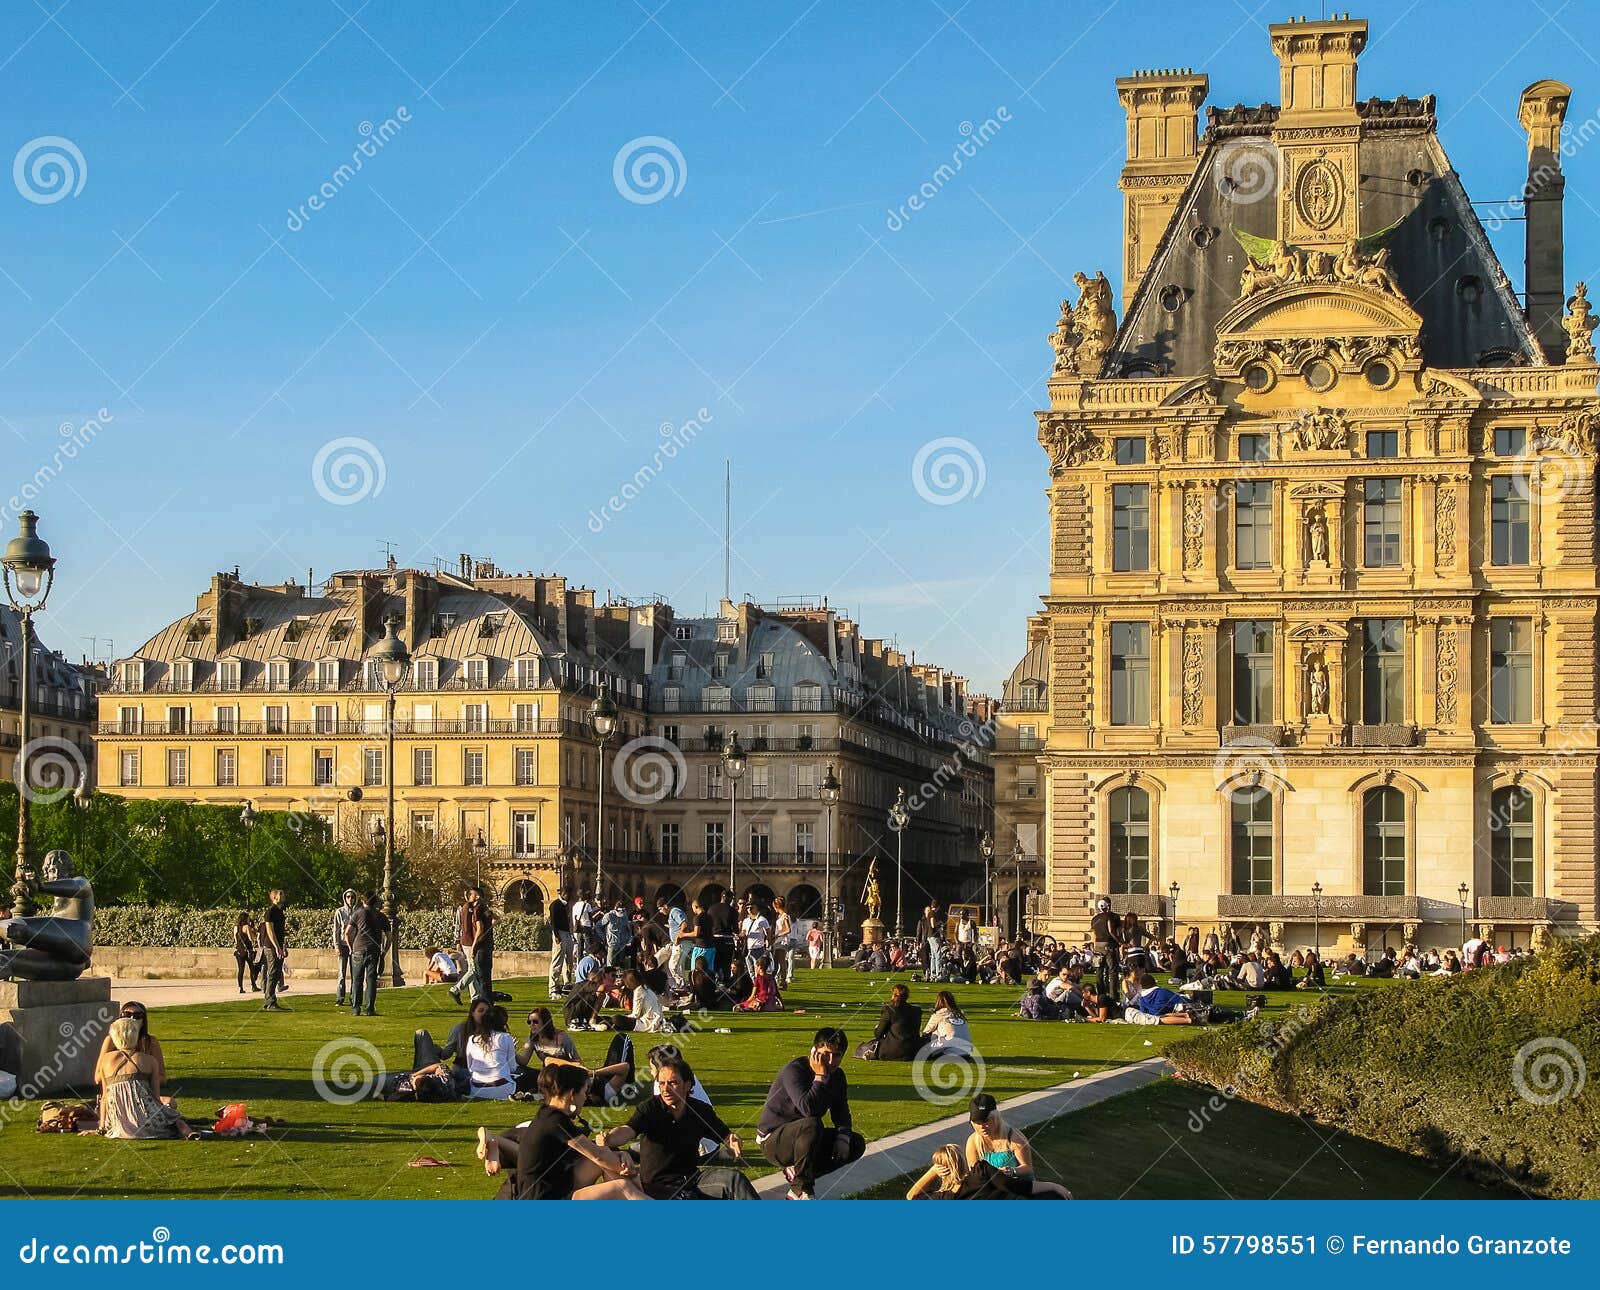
379;539;398;566
723;460;731;603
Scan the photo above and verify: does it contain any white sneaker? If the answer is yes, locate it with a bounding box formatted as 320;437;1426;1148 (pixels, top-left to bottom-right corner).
785;1187;812;1200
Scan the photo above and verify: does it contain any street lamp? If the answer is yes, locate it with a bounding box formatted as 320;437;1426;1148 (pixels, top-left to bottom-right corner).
1457;881;1470;947
1012;837;1026;938
473;827;487;888
589;692;617;905
722;732;746;894
887;787;910;938
979;831;994;928
239;799;256;880
371;617;410;986
71;781;91;868
1168;881;1180;942
4;509;56;917
1311;880;1323;956
820;763;840;964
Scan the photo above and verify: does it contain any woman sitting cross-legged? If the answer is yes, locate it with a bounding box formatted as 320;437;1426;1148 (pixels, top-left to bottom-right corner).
733;957;784;1012
95;1016;198;1140
921;990;975;1059
463;1005;519;1100
476;1062;649;1199
961;1094;1071;1199
855;983;924;1060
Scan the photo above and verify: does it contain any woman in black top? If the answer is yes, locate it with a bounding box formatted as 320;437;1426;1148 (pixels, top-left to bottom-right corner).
476;1063;647;1199
233;914;260;993
857;983;925;1060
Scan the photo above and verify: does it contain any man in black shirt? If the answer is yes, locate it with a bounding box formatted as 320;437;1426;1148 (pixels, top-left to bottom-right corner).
757;1027;865;1199
699;891;738;982
346;891;390;1016
602;1054;757;1199
547;890;574;998
261;891;289;1012
504;1063;644;1200
1089;897;1123;1006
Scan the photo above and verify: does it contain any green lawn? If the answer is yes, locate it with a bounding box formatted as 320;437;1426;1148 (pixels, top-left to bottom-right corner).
0;971;1394;1200
857;1077;1518;1199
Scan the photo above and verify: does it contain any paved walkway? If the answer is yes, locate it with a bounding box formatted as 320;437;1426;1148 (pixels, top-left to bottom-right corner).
752;1056;1170;1199
110;978;342;1007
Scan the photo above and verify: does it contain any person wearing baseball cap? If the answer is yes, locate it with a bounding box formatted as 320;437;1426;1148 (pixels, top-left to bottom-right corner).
962;1093;1072;1199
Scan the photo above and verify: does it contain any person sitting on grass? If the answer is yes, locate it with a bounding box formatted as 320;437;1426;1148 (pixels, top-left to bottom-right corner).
604;969;675;1033
756;1027;865;1200
405;998;487;1099
734;957;784;1012
425;946;461;984
476;1063;648;1200
95;1016;199;1140
563;967;619;1030
1262;951;1294;990
1079;984;1115;1023
963;1093;1071;1198
1016;979;1059;1021
463;1004;518;1100
922;990;975;1060
1434;949;1463;975
598;1052;757;1199
906;1143;972;1198
856;982;924;1061
1297;950;1328;989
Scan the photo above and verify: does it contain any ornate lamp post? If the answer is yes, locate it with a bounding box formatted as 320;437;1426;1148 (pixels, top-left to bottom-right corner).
1012;837;1026;938
979;831;994;927
71;780;91;868
473;827;487;888
589;693;617;905
722;732;746;894
371;617;411;986
1311;880;1323;956
820;763;840;963
1457;881;1470;947
240;799;256;873
1168;881;1181;942
4;510;56;917
887;787;910;938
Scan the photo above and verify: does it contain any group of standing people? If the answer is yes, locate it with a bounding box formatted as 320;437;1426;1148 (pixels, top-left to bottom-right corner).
231;889;290;1011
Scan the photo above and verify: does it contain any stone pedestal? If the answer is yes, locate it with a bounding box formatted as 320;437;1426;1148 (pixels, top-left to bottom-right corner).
0;977;116;1098
860;918;886;948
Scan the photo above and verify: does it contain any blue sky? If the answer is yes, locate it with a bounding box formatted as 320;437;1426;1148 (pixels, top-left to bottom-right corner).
3;0;1597;693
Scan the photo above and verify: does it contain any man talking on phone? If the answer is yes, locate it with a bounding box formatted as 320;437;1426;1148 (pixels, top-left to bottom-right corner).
756;1027;865;1199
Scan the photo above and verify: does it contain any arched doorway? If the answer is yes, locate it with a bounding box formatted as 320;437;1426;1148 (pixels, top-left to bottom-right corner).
787;883;823;919
744;882;775;909
654;882;686;911
502;878;546;916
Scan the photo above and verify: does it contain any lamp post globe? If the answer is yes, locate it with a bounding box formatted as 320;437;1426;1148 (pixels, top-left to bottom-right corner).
887;787;910;938
4;509;56;917
370;617;411;986
590;692;617;901
722;733;747;893
979;830;994;927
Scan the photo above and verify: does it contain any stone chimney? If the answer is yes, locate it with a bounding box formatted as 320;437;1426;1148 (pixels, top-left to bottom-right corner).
1269;14;1367;126
1519;79;1572;363
1115;68;1209;303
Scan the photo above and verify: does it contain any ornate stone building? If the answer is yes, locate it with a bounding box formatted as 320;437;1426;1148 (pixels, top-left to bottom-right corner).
97;562;992;928
1025;16;1596;953
2;606;99;793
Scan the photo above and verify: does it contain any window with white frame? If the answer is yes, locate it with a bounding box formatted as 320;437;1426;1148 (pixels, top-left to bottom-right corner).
118;706;141;734
795;821;815;859
363;748;383;786
316;659;340;690
662;686;681;711
165;748;187;786
214;704;237;733
119;660;144;691
794;682;822;711
747;684;775;711
166;705;188;733
410;811;436;837
119;749;139;786
751;763;769;797
215;748;236;786
514;658;539;689
515;748;537;786
464;657;488;688
413;658;437;690
264;749;285;786
313;704;337;734
463;748;485;786
514;702;539;732
412;747;434;786
267;660;290;691
703;686;731;712
749;822;771;862
660;822;680;860
264;705;287;734
513;811;538;856
463;702;488;732
313;750;335;787
170;660;193;691
218;660;240;690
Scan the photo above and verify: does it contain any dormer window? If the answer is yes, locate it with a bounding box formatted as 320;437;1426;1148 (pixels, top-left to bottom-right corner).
712;653;729;679
170;660;193;692
218;660;240;691
118;660;145;692
757;652;774;678
673;624;694;640
266;660;290;691
717;620;737;643
363;659;383;690
514;657;540;689
662;685;681;711
464;657;489;688
316;659;340;690
793;680;823;712
413;658;438;690
668;652;686;681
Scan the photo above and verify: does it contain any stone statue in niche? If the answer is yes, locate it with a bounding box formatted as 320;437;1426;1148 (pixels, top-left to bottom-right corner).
0;851;94;981
1306;657;1330;717
1305;501;1330;563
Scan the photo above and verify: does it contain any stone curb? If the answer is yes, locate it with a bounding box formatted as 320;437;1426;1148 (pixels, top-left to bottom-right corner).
753;1055;1170;1199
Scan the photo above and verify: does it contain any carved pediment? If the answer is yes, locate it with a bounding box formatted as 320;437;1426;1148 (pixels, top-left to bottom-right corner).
1419;370;1484;402
1288;481;1346;500
1287;621;1348;642
1214;283;1424;379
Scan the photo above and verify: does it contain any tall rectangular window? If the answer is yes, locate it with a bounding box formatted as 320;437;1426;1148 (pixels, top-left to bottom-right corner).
264;706;286;734
215;748;236;787
1362;619;1404;724
795;821;815;859
119;749;139;786
749;823;771;863
362;748;383;786
1489;618;1533;723
1362;787;1407;896
1109;622;1150;725
704;821;724;862
215;705;238;733
513;811;538;856
313;750;335;786
514;703;539;732
313;704;337;734
1230;788;1273;895
463;749;486;786
660;823;680;862
462;703;488;733
1363;478;1402;567
412;747;434;786
1491;475;1531;565
1108;786;1151;894
1231;621;1274;724
464;658;488;687
1491;787;1535;897
1233;481;1274;569
264;749;285;786
515;748;537;786
413;659;437;690
1111;484;1150;571
166;748;187;786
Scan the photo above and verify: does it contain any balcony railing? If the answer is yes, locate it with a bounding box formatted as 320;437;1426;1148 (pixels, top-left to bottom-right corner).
97;717;590;738
1;689;91;721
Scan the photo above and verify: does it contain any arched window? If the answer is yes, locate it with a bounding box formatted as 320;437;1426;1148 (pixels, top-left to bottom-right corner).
1108;786;1150;894
1362;786;1406;896
1229;788;1273;895
1490;786;1535;897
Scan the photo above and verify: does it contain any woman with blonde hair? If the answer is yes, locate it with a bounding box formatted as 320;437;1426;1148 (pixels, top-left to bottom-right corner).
95;1016;197;1139
907;1143;970;1198
962;1093;1071;1198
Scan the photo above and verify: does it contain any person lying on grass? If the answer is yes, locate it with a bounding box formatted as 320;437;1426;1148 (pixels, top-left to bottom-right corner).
476;1062;647;1200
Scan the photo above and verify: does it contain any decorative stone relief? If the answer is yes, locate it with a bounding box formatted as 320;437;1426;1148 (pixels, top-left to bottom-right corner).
1182;489;1206;570
1434;486;1457;564
1038;415;1109;474
1563;282;1597;364
1289;408;1351;452
1435;628;1459;725
1181;630;1205;726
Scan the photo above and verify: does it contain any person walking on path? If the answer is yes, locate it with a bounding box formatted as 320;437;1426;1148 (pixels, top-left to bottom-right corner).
261;890;289;1012
347;891;390;1016
332;889;360;1007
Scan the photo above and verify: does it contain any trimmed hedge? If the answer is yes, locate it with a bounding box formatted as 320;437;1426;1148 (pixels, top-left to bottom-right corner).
1167;936;1600;1199
92;905;550;953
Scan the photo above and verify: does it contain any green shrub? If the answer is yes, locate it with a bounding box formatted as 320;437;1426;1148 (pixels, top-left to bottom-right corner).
1167;938;1600;1198
92;905;549;952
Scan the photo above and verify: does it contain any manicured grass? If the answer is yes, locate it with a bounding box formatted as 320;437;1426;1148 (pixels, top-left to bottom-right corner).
0;971;1394;1200
856;1078;1519;1200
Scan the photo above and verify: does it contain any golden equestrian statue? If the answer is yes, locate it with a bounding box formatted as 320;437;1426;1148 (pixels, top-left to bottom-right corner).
861;859;882;923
